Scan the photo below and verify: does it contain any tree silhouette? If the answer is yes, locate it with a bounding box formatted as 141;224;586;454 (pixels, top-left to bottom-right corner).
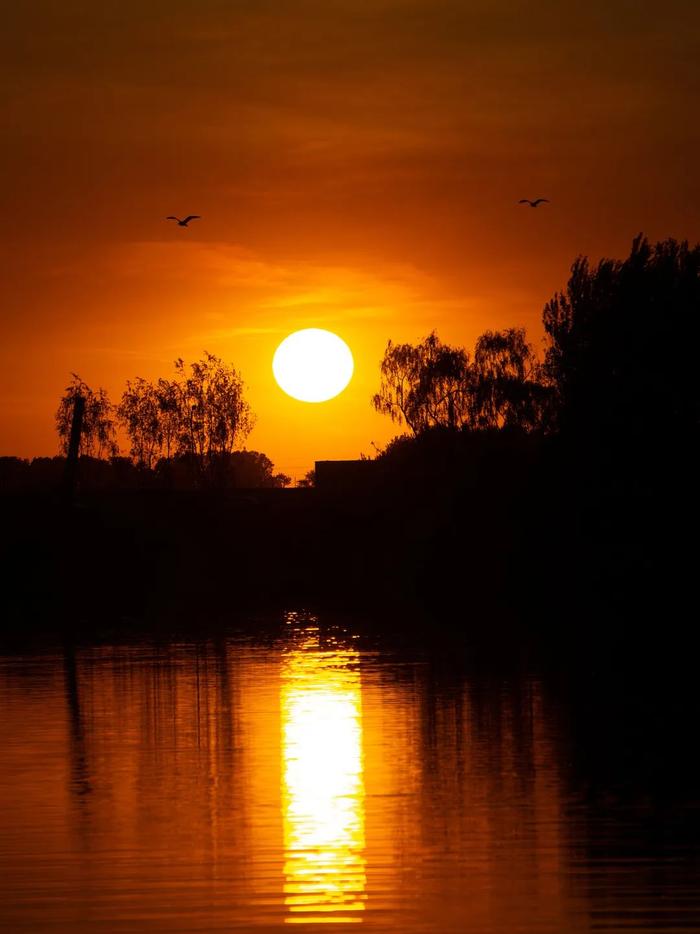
227;450;290;488
472;328;550;430
173;353;255;467
55;375;118;459
373;329;549;435
115;353;256;482
155;378;180;460
372;332;471;433
117;377;163;469
543;235;700;444
539;235;700;605
153;450;289;490
297;468;316;488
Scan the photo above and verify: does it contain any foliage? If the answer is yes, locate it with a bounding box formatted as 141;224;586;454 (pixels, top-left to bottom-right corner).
214;450;290;489
159;451;288;490
472;328;550;430
372;332;471;433
51;354;292;489
1;451;290;493
117;377;163;469
0;456;30;492
55;375;118;458
372;237;698;446
297;468;316;488
537;235;700;604
172;353;255;462
373;329;550;434
115;353;256;482
155;377;180;460
542;235;700;443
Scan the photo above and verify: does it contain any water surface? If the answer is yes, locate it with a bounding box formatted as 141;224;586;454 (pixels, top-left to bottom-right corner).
0;614;697;932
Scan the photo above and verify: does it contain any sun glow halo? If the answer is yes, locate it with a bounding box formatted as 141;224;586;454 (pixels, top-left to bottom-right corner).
273;329;354;403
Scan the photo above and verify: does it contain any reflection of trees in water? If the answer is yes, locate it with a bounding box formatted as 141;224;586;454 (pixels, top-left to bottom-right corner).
55;628;573;929
48;618;700;931
58;640;250;881
359;655;589;930
62;642;93;805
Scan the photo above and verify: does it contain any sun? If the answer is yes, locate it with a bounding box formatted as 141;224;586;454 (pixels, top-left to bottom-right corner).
273;329;354;403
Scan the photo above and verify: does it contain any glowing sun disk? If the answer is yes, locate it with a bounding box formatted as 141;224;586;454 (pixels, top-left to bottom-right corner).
273;329;354;403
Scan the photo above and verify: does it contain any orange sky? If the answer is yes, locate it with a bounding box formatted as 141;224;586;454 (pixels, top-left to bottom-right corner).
1;0;699;478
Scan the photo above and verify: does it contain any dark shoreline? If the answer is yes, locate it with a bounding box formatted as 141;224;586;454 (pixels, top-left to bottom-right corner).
2;458;692;662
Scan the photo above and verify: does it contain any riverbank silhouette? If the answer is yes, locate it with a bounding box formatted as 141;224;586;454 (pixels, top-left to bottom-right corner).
2;236;698;650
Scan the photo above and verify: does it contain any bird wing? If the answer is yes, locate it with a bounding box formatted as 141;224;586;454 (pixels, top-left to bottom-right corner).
166;216;180;221
182;215;201;223
533;199;550;205
518;199;532;204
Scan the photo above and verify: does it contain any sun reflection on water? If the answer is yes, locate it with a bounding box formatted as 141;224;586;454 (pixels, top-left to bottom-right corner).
281;628;367;923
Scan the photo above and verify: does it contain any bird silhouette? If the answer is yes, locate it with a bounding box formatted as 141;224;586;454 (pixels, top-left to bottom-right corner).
166;215;201;227
518;199;549;207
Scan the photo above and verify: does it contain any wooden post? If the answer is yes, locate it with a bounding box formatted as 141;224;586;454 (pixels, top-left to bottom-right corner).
64;394;85;499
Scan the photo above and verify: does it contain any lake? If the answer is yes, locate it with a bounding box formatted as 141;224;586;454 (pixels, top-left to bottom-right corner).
0;612;698;933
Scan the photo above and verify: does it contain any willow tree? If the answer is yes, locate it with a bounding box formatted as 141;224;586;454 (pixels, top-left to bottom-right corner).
55;375;118;459
117;377;163;468
116;353;255;479
372;332;471;434
173;352;255;462
471;328;549;430
373;329;551;435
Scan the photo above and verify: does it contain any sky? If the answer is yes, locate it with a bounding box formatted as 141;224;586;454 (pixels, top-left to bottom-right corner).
1;0;699;478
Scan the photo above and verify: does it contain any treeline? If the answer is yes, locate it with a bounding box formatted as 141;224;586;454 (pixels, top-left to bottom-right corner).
50;351;289;490
373;327;551;434
6;233;699;504
372;235;700;451
3;234;698;627
0;450;291;492
365;235;700;616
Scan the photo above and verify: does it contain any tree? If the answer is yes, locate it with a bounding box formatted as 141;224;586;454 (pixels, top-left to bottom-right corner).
372;329;549;435
115;354;256;483
542;235;700;442
155;378;180;460
472;328;549;430
372;332;471;434
0;457;30;492
157;450;289;490
117;377;163;469
222;450;290;488
540;235;700;602
56;375;118;459
297;468;316;488
173;353;255;466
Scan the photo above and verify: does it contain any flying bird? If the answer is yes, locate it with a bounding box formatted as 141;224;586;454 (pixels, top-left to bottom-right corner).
166;215;201;227
518;199;549;207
